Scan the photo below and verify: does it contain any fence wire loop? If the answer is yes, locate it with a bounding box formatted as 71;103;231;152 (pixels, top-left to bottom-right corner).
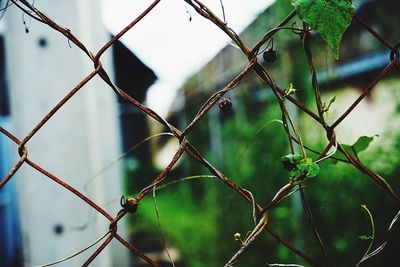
120;196;138;213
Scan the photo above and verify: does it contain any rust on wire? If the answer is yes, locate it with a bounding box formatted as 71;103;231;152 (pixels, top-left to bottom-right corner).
0;0;399;266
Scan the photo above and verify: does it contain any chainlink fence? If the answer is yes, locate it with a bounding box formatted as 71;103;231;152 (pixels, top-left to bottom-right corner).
1;0;400;266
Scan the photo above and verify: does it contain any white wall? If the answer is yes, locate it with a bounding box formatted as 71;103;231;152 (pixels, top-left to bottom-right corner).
4;1;128;266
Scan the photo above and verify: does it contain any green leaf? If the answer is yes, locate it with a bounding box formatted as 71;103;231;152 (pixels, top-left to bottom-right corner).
282;153;303;171
298;162;309;172
343;135;378;157
291;0;355;59
326;96;336;111
335;135;378;161
298;162;320;177
289;168;302;178
353;135;378;153
307;162;320;177
340;144;354;157
283;155;320;178
328;96;336;106
323;96;336;117
281;153;303;164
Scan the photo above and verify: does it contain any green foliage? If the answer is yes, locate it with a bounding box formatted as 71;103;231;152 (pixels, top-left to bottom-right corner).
281;153;320;178
344;135;378;154
134;183;220;266
298;112;400;265
291;0;355;59
327;96;336;107
124;3;400;266
323;96;336;117
281;153;303;169
337;135;379;161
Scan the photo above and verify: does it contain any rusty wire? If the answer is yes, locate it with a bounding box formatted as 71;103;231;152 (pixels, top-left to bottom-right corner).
0;0;399;266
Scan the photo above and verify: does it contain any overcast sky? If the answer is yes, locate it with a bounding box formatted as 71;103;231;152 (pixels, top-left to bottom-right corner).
101;0;274;116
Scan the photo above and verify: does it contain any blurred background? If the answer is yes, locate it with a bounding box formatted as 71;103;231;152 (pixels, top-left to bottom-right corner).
0;0;399;266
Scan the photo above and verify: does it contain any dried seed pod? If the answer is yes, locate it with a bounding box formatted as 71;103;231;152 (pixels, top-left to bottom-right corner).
263;48;277;63
218;97;232;112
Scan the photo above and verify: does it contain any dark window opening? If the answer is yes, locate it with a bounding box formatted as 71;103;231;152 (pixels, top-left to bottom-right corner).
112;39;157;161
112;38;157;102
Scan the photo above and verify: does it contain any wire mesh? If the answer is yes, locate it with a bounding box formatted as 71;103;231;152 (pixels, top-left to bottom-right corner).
0;0;399;266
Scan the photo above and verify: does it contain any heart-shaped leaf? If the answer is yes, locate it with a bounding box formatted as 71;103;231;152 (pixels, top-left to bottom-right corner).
291;0;355;59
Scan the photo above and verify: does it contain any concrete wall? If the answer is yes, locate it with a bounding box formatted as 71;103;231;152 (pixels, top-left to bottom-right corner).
4;1;128;266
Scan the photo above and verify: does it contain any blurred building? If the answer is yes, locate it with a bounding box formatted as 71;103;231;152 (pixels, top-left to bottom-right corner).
146;0;400;265
0;1;156;266
160;0;400;156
